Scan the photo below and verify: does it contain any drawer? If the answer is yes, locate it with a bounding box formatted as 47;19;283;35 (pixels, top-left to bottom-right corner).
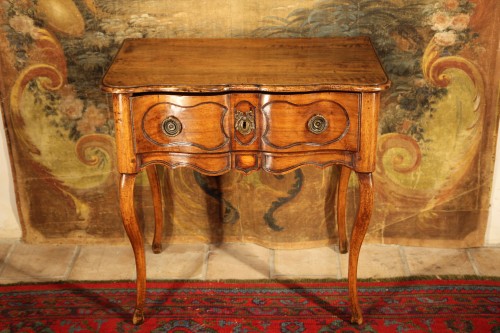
131;94;231;154
261;92;360;152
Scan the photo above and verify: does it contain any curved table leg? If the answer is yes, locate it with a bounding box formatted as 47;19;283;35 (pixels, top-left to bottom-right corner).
337;166;351;254
348;172;373;325
120;173;146;325
146;165;163;254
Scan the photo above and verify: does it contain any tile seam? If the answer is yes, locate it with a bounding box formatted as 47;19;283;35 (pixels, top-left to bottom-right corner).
201;244;210;280
62;245;81;280
336;246;342;279
0;241;18;278
466;248;481;276
270;249;275;279
399;246;412;277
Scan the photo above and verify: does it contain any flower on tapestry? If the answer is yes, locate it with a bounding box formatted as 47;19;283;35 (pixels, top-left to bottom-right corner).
253;0;478;143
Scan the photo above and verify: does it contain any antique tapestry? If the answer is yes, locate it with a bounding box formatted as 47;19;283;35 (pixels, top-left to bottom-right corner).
0;0;498;248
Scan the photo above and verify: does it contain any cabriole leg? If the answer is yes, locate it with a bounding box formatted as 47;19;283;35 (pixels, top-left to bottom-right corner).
146;165;163;254
337;166;351;254
120;173;146;325
348;172;373;325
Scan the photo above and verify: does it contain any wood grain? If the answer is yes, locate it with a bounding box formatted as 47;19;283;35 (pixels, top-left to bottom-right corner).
103;37;390;325
348;172;373;325
112;94;137;173
102;37;390;94
146;165;163;254
261;92;360;153
132;94;230;154
337;165;351;254
119;173;145;325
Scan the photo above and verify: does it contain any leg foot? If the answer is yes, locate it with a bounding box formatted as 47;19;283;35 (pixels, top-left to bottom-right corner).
350;313;363;325
132;308;145;325
152;242;163;254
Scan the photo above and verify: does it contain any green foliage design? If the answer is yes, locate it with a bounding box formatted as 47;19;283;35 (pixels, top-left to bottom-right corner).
254;0;477;142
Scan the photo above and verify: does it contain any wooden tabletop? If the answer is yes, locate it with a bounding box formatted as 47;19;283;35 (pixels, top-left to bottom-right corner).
101;37;390;94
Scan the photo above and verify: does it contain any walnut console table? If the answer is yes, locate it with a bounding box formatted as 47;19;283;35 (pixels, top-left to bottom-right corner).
101;37;390;325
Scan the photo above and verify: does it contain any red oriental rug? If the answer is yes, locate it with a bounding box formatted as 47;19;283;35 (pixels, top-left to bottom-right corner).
0;279;499;332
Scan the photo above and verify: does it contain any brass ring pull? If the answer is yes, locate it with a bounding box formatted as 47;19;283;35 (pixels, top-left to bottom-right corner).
307;114;328;134
162;116;182;137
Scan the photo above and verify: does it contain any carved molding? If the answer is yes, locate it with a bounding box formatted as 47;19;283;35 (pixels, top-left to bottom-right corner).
141;101;229;151
261;99;351;149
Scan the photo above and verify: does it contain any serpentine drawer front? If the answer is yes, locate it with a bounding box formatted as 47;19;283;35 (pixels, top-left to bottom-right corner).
132;94;231;154
131;92;360;174
260;92;360;152
101;37;390;325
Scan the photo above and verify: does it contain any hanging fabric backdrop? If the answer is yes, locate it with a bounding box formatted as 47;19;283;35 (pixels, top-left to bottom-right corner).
0;0;498;248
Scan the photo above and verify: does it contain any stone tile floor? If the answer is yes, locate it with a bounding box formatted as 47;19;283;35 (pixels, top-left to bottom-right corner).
0;240;499;284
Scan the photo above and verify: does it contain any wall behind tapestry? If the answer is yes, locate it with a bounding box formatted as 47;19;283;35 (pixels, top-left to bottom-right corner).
0;0;498;248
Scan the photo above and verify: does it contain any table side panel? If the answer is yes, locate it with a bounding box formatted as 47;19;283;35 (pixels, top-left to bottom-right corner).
113;94;138;173
353;92;381;173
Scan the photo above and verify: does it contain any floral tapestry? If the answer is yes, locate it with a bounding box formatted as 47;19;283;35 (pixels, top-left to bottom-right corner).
0;0;498;248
